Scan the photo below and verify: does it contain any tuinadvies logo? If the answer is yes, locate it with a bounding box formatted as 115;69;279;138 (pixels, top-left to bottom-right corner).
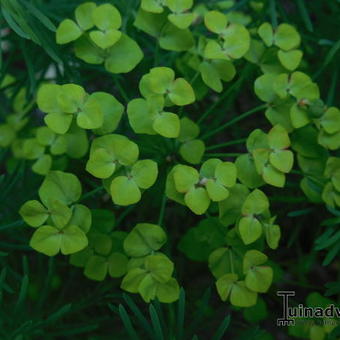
277;291;340;326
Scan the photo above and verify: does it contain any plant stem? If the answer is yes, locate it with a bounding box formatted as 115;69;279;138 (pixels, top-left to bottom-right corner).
225;0;251;13
0;220;24;231
296;0;313;32
158;194;167;227
269;0;278;28
290;170;304;176
201;104;267;140
198;77;242;125
116;205;135;226
114;77;130;103
206;138;246;151
190;70;200;85
327;65;338;106
204;153;243;158
80;185;104;201
153;42;160;67
229;250;234;274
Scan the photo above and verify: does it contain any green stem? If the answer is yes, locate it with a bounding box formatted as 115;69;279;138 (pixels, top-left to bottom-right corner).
269;0;278;28
229;250;234;274
168;304;176;340
158;195;167;227
153;42;160;67
116;205;135;226
154;23;168;67
296;0;313;32
327;65;339;106
197;77;243;125
290;170;304;176
114;77;130;103
190;70;200;85
205;138;246;151
80;185;104;201
225;0;251;13
313;40;340;80
201;104;267;140
0;220;24;231
204;153;243;158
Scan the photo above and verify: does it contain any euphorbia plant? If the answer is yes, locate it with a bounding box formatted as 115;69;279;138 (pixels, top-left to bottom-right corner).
1;0;339;338
19;171;91;256
13;0;340;305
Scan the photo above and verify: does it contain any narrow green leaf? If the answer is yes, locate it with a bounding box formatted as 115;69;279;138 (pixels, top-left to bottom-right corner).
118;304;141;340
123;294;154;338
149;304;164;340
296;0;313;32
24;1;57;32
211;315;231;340
176;288;185;340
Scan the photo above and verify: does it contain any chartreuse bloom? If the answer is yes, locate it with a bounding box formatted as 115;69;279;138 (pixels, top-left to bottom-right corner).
128;95;180;138
19;171;91;256
237;189;269;245
37;84;123;134
199;10;247;92
257;20;303;73
0;112;29;148
141;0;195;28
254;71;321;131
10;119;89;176
86;134;158;206
216;273;257;307
243;250;273;293
127;67;195;138
139;67;196;106
70;210;129;281
199;57;237;93
277;49;303;71
110;159;158;206
274;71;320;102
177;117;205;164
86;134;139;179
88;4;122;49
121;223;180;303
318;107;340;150
205;222;274;308
0;75;33;148
32;123;89;175
36;126;68;156
241;125;294;188
168;27;237;93
217;186;281;249
141;0;167;13
166;0;195;29
166;158;237;215
204;10;250;60
141;0;194;29
30;126;67;175
238;189;270;245
208;226;273;307
258;22;301;51
215;249;273;307
9;137;48;175
56;3;143;73
134;1;195;52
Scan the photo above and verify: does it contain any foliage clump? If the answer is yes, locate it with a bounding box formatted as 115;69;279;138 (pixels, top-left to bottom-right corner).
1;0;339;338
